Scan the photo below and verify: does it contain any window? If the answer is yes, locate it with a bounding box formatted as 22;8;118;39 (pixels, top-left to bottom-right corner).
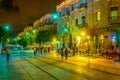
82;0;86;3
95;0;98;1
62;8;65;16
66;7;70;15
75;19;78;26
82;16;86;24
59;12;61;17
76;3;79;10
47;18;50;25
71;4;74;11
110;7;118;22
96;11;101;22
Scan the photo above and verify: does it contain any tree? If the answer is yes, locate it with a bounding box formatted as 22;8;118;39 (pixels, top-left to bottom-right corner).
0;26;5;40
17;38;28;47
0;25;11;45
36;30;55;44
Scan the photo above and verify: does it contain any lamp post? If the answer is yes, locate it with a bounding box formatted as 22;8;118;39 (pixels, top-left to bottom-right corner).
77;36;81;54
81;32;85;49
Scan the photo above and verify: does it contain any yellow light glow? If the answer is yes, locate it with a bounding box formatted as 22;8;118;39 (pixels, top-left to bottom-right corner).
100;35;104;39
87;36;90;39
81;32;85;36
53;38;56;42
77;36;81;41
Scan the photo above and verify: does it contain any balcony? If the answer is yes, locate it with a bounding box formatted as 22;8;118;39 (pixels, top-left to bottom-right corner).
79;3;87;8
108;16;120;23
78;23;88;28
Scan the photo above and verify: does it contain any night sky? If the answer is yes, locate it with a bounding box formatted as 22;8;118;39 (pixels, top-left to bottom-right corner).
0;0;64;34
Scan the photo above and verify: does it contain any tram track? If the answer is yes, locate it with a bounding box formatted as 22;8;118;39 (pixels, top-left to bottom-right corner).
35;55;120;77
20;56;92;80
16;53;120;80
41;55;120;70
14;56;59;80
13;56;34;80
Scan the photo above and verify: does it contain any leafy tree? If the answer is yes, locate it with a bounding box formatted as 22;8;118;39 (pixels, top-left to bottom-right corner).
17;38;28;47
36;30;55;44
0;26;5;40
0;25;10;45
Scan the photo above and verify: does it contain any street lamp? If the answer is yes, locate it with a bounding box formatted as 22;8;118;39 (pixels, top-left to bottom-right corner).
4;24;11;31
81;32;85;36
77;36;81;42
52;13;58;21
64;27;68;32
32;30;36;34
25;32;29;35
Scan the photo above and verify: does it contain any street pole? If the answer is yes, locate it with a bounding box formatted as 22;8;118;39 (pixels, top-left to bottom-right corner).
69;15;73;49
0;37;3;54
0;40;2;54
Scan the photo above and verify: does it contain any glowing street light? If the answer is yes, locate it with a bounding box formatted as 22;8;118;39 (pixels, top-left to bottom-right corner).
4;24;11;31
64;27;68;32
32;30;36;33
87;36;90;39
53;15;57;19
77;36;81;42
52;13;58;20
25;32;29;35
81;32;85;36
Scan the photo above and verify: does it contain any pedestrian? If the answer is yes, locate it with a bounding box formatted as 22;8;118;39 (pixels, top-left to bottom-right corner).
61;48;64;60
40;47;43;54
72;47;75;56
48;47;50;53
34;47;37;56
6;47;11;62
70;48;73;56
65;48;68;60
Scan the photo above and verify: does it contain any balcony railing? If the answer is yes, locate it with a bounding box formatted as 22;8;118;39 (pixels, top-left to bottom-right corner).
109;16;120;22
79;3;87;8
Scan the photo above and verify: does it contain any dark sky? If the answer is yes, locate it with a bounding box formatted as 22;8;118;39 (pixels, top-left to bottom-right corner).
0;0;64;34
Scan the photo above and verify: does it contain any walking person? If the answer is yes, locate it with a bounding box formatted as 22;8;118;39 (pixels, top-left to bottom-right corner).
48;47;50;53
72;47;75;56
6;47;11;62
34;47;37;56
65;48;68;60
61;48;64;60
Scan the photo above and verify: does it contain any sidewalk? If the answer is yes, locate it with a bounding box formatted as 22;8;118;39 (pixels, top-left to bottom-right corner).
47;51;120;76
49;51;120;69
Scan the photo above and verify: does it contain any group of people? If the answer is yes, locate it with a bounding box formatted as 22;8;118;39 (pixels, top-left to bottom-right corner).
60;48;68;60
59;47;78;60
33;47;51;56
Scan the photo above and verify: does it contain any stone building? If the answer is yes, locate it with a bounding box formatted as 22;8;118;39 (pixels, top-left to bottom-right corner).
56;0;120;50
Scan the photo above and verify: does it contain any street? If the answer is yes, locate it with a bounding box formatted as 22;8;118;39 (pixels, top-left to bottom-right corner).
0;51;120;80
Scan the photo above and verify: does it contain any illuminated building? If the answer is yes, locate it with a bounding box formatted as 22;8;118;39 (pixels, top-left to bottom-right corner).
56;0;120;50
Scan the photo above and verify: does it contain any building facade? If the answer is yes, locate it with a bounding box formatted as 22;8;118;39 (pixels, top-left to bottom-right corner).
56;0;120;50
34;13;56;31
33;12;59;48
